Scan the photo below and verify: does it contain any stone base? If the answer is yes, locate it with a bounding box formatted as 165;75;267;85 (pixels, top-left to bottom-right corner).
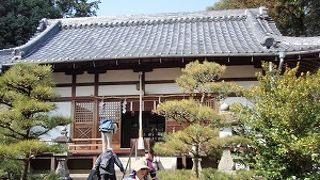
217;149;235;172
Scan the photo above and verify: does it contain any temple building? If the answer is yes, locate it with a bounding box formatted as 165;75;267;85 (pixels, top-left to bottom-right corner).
1;7;320;173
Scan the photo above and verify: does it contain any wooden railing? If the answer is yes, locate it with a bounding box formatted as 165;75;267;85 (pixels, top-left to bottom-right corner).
68;138;102;155
68;138;131;155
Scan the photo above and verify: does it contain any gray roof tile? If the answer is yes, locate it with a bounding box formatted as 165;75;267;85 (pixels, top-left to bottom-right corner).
1;7;320;64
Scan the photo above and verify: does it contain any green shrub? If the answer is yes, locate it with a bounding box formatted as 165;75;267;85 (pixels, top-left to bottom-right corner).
28;172;60;180
158;168;257;180
201;168;257;180
235;170;256;180
157;169;197;180
41;172;60;180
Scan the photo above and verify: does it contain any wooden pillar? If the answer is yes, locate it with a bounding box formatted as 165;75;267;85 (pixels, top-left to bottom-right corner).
93;73;99;150
94;73;99;97
71;73;76;98
70;73;76;139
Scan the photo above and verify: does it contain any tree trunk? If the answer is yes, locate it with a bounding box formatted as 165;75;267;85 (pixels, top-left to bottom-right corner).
20;158;30;180
195;145;199;178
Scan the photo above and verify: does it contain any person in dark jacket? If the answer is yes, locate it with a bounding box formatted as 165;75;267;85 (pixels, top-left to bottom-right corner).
93;148;125;180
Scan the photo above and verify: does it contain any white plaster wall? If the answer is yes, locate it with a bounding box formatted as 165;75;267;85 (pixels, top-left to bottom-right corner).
50;102;72;117
77;72;94;83
52;72;72;84
99;70;139;82
76;86;95;96
145;68;182;81
55;87;72;97
222;65;258;78
157;157;177;170
99;85;139;96
145;83;181;95
39;102;72;142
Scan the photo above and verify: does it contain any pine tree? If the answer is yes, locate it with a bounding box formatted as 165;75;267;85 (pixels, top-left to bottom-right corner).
153;60;244;178
0;63;70;180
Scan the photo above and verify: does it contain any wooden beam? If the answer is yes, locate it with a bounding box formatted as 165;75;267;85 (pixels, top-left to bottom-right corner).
94;73;99;96
55;78;257;88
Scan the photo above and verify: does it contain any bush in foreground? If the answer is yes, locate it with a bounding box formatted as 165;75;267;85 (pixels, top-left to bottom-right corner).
158;169;256;180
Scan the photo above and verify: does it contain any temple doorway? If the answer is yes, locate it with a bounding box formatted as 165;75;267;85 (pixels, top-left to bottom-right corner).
121;111;165;148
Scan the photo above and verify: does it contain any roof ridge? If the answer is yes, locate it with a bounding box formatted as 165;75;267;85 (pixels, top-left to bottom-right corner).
61;15;248;29
48;8;265;27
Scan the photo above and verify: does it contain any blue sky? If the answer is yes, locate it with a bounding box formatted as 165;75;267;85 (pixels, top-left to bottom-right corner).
97;0;218;16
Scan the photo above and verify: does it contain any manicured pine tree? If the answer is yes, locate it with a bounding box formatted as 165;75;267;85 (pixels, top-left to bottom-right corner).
153;60;244;178
0;63;70;180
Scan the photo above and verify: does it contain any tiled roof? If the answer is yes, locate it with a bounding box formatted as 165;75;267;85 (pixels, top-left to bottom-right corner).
1;7;320;65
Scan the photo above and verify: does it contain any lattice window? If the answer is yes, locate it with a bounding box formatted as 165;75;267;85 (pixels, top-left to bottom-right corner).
74;127;92;138
75;101;95;123
74;101;95;139
98;101;121;124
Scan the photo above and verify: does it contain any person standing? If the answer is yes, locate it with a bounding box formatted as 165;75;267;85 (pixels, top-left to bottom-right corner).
145;151;158;180
93;148;125;180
